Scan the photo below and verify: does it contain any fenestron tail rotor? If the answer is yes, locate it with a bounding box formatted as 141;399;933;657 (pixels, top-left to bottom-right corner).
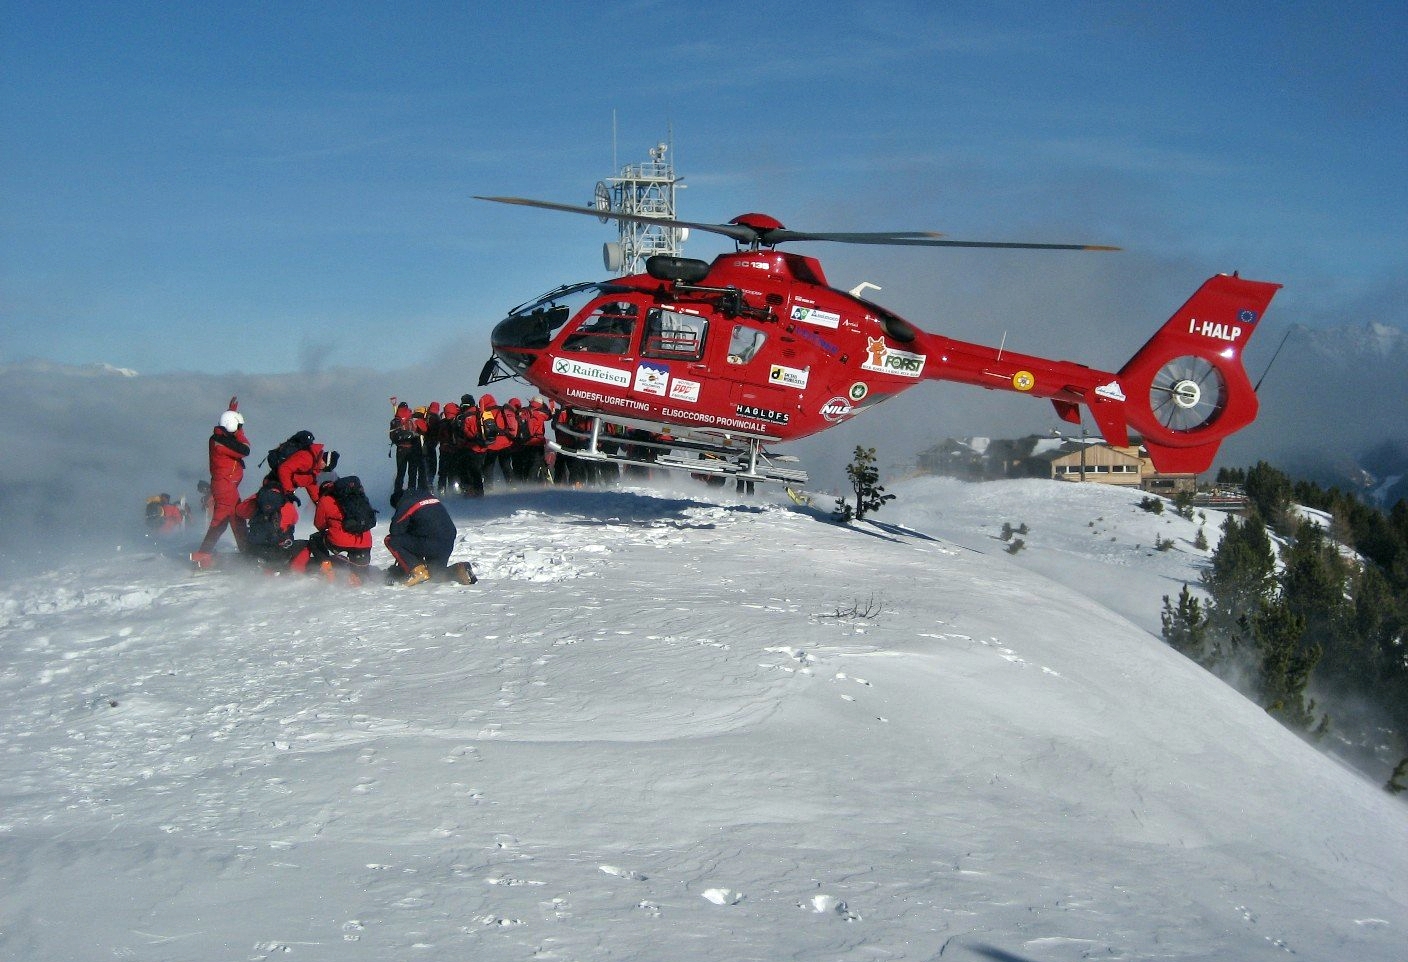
1149;355;1227;433
474;196;1118;252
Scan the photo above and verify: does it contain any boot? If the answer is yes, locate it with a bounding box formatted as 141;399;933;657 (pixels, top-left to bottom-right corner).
403;563;431;587
450;561;476;585
190;551;214;569
346;569;363;588
319;560;336;583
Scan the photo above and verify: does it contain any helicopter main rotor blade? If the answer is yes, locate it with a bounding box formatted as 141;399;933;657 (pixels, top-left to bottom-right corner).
859;238;1120;251
772;232;1118;250
474;195;1119;251
475;195;759;245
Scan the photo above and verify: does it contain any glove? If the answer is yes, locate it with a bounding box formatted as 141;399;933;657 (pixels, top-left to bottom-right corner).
229;396;239;411
327;450;340;470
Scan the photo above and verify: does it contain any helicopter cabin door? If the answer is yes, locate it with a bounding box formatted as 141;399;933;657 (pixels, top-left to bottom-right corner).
723;319;803;435
637;306;713;407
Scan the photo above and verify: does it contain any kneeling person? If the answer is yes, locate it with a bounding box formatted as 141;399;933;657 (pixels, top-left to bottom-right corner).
310;475;378;585
384;488;475;586
238;476;307;572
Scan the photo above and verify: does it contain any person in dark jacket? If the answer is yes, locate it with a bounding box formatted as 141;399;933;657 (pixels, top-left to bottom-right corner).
383;488;475;586
388;401;426;507
192;397;250;567
436;401;462;495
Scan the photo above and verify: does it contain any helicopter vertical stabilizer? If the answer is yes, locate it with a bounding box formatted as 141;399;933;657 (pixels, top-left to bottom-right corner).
1117;274;1282;474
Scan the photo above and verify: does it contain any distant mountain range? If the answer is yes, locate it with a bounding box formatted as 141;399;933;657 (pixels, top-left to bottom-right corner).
1222;319;1408;506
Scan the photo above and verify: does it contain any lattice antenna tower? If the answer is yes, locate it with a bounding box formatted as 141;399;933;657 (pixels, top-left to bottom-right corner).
594;138;686;275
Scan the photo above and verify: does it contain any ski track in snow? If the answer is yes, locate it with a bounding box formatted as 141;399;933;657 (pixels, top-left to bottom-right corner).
1;481;1405;961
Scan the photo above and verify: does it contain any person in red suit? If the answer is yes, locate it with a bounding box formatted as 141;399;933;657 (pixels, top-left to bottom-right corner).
523;396;554;483
192;397;249;568
275;432;335;505
479;393;514;489
308;477;374;585
237;474;307;573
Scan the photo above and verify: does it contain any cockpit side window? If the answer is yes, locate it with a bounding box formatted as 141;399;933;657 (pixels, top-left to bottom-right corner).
562;301;640;355
727;324;767;364
642;308;707;361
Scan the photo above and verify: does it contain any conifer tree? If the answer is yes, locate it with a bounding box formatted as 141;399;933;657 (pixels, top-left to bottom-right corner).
835;446;895;522
1388;757;1408;795
1244;461;1294;532
1253;599;1322;731
1200;513;1277;666
1161;584;1209;663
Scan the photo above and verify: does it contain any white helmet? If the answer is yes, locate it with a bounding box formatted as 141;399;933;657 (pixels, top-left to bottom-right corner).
218;410;244;432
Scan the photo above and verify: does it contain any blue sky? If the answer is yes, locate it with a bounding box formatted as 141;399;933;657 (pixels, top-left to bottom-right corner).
3;1;1405;376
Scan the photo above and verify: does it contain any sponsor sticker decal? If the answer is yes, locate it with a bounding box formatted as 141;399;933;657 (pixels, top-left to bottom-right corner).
768;364;810;389
820;396;854;423
860;337;926;378
1238;309;1259;324
551;356;632;388
1094;380;1126;402
634;361;669;397
789;305;842;329
735;404;790;425
1012;370;1035;392
848;382;869;402
792;325;840;355
667;377;701;403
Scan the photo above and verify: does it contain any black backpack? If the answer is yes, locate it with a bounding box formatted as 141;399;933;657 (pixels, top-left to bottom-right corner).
458;407;483;444
246;484;292;548
265;431;314;473
504;405;530;444
330;475;378;535
480;407;501;444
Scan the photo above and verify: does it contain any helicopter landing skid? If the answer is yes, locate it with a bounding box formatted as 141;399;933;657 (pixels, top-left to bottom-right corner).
550;416;808;486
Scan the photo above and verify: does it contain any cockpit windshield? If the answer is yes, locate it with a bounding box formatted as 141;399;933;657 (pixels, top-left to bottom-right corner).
492;283;606;352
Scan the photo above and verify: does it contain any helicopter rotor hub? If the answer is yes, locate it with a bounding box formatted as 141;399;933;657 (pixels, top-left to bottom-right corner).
1170;379;1202;409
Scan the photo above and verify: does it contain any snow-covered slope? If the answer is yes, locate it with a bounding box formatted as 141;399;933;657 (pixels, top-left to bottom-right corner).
2;478;1404;961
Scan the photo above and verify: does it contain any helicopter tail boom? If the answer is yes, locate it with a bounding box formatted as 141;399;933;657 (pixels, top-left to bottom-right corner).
912;273;1279;474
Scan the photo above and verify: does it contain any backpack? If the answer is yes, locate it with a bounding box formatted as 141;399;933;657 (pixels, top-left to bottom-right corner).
246;485;292;548
480;407;501;444
145;496;164;527
266;431;313;472
502;405;529;444
389;416;416;447
459;407;483;444
330;475;378;535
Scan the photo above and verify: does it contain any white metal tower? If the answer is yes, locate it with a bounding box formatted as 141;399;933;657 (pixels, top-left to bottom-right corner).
594;140;686;275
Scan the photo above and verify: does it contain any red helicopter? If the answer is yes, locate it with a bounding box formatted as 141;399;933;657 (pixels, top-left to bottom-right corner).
476;196;1281;485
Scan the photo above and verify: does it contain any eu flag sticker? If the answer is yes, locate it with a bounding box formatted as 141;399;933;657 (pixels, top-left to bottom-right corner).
1238;309;1258;324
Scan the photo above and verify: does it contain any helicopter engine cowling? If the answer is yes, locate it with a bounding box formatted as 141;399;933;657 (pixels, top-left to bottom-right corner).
646;255;712;284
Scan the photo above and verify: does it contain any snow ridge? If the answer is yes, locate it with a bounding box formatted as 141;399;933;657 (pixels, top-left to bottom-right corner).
0;479;1404;961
